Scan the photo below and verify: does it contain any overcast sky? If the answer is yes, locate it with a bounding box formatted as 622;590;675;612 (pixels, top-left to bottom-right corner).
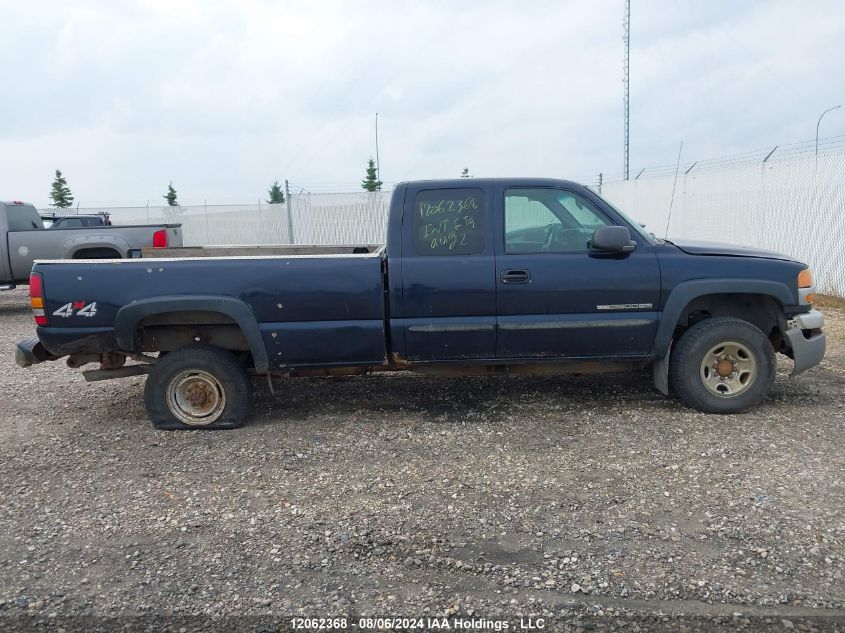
2;0;844;206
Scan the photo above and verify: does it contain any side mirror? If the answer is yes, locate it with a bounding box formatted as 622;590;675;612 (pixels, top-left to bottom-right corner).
591;226;636;253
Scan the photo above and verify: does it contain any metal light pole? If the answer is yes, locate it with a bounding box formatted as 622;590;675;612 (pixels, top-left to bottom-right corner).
815;105;841;168
375;112;381;182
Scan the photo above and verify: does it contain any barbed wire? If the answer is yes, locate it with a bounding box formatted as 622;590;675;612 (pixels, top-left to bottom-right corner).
602;133;845;183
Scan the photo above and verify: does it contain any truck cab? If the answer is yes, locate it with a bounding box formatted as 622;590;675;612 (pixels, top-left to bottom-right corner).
0;201;42;287
387;179;660;363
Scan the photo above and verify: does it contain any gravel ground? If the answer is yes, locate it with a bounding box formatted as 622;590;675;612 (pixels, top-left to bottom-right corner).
0;287;842;632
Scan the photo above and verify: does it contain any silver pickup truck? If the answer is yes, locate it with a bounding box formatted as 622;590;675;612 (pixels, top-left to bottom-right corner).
1;200;182;289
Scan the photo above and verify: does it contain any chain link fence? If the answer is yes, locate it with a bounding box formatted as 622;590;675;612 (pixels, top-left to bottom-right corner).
44;191;393;247
40;138;845;296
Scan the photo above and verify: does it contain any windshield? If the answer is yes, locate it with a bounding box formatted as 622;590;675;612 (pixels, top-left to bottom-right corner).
601;198;658;244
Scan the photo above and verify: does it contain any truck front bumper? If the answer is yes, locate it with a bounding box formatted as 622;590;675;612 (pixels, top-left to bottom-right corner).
785;309;826;375
15;336;54;368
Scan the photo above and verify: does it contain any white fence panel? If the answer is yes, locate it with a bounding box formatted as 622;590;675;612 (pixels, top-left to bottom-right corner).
49;192;392;247
288;192;391;244
601;150;845;296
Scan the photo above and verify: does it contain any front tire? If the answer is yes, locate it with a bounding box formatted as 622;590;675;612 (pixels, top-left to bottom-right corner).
144;344;251;430
669;317;775;414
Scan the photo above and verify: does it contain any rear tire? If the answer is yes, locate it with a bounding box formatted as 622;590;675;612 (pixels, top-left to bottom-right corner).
144;344;251;430
669;317;775;414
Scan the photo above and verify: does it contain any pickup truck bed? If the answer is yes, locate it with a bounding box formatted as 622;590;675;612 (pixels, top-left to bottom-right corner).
15;178;826;430
33;248;387;368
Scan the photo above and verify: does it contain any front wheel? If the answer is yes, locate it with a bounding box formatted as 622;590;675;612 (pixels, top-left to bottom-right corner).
144;344;251;430
669;317;775;414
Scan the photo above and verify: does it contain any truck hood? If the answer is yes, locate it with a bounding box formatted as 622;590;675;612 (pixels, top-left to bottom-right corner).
668;239;797;262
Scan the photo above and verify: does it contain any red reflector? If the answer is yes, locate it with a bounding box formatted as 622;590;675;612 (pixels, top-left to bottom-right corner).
34;315;48;326
12;200;24;205
152;229;167;248
29;273;43;298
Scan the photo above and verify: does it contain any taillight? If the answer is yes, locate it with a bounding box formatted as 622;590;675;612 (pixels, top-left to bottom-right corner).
152;229;167;248
29;273;48;326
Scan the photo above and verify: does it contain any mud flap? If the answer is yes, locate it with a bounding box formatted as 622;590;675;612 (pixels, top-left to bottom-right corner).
653;341;671;395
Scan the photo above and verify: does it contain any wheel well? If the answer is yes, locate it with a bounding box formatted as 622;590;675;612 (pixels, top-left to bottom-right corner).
73;247;122;259
673;293;787;351
134;310;252;359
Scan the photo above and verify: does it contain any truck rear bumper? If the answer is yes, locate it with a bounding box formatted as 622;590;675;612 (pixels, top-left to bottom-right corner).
35;326;116;356
15;336;55;368
785;309;826;375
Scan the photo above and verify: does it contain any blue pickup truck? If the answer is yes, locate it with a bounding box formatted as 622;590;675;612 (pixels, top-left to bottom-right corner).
16;179;825;429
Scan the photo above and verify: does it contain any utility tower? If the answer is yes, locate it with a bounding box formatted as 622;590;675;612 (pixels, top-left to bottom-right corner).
623;0;630;180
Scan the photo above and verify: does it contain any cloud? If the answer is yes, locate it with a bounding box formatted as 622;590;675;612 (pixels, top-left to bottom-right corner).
0;0;843;205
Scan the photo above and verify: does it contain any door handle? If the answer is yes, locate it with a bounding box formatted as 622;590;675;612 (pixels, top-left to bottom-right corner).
500;269;531;284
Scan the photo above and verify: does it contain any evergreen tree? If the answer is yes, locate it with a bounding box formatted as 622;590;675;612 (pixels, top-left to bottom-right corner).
266;180;285;204
163;182;178;206
49;170;74;208
361;158;383;192
461;167;470;178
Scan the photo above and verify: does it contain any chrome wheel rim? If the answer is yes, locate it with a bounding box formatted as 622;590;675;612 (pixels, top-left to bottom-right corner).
699;341;757;398
166;370;226;425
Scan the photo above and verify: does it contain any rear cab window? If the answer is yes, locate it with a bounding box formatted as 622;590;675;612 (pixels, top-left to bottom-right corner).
413;188;486;256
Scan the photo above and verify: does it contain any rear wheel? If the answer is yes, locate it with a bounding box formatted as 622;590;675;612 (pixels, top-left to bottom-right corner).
144;344;250;430
669;317;775;413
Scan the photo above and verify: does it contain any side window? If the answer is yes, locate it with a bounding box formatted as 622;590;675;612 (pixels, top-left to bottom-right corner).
59;218;83;229
504;188;610;254
6;205;42;231
413;188;486;255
